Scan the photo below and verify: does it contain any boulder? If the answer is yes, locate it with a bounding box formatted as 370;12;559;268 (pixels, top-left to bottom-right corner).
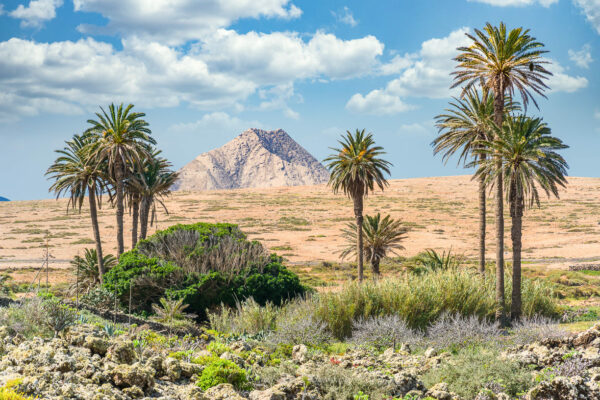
106;340;136;364
111;363;155;391
292;344;308;363
203;383;246;400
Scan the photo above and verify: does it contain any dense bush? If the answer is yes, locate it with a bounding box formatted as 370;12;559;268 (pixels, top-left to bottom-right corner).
103;223;306;319
313;268;559;339
195;356;248;390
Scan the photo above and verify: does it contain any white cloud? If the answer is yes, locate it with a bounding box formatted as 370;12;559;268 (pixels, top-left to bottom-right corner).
398;121;435;136
468;0;558;6
168;112;263;136
347;28;471;115
9;0;63;27
346;90;413;115
74;0;302;45
0;4;4;15
332;6;357;27
547;60;589;92
257;83;301;119
0;29;384;119
573;0;600;34
569;44;593;68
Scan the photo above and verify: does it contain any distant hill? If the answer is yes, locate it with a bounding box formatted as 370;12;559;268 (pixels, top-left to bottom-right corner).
0;196;9;201
173;128;330;191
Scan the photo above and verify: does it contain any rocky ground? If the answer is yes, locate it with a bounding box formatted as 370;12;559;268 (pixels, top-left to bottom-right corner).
0;322;600;399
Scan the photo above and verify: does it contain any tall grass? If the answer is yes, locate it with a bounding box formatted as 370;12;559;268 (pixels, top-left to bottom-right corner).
314;269;558;339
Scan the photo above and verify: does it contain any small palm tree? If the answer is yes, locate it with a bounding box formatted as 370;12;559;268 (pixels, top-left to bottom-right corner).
452;22;552;323
70;248;117;294
433;88;519;274
47;134;108;283
128;151;179;240
152;297;190;325
325;129;391;282
472;116;568;320
86;103;155;256
341;213;408;277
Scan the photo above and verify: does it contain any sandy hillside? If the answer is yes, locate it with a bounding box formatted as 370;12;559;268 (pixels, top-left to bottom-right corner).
1;175;600;283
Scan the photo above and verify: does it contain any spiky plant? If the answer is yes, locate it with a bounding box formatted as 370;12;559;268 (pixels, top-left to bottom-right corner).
325;129;391;282
452;22;552;323
152;297;190;325
341;213;408;277
70;248;117;295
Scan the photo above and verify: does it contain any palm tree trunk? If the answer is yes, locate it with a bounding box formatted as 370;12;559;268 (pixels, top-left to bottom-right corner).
88;183;105;284
115;159;125;257
478;153;487;275
131;195;139;248
353;195;364;282
140;196;150;240
510;187;523;321
493;83;506;325
371;258;380;278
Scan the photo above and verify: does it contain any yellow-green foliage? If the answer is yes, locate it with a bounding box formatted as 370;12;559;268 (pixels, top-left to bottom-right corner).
0;387;36;400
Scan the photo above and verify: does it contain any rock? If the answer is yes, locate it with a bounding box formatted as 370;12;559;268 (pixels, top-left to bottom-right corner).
122;385;145;398
162;357;182;381
249;388;286;400
221;351;245;367
230;341;251;353
84;336;110;357
146;355;164;376
392;371;426;396
574;324;600;347
203;383;246;400
106;340;136;364
292;344;308;363
424;347;437;358
475;390;511;400
527;376;599;400
427;382;460;400
181;361;203;378
111;363;155;391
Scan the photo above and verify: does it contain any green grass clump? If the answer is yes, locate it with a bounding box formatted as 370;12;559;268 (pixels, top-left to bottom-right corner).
422;346;534;398
313;268;558;339
196;358;248;390
0;388;36;400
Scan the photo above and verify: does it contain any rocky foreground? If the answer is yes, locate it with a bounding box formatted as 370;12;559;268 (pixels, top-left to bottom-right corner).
1;323;600;400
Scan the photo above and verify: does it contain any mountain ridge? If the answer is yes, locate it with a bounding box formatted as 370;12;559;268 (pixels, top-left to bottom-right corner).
172;128;329;191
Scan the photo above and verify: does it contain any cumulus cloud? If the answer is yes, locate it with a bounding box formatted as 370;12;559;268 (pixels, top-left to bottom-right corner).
0;29;384;119
168;112;263;136
73;0;302;45
547;60;589;92
397;121;435;136
569;44;593;68
332;6;358;27
573;0;600;34
9;0;63;27
468;0;557;6
347;28;471;115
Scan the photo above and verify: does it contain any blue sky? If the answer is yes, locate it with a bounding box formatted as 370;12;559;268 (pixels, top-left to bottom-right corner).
0;0;598;200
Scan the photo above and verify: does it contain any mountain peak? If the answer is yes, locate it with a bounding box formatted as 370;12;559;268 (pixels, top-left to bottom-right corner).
173;128;329;191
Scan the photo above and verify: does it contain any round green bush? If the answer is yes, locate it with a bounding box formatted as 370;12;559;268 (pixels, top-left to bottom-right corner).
196;358;248;390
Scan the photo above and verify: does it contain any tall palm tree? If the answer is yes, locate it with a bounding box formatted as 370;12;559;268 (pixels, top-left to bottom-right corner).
452;22;552;323
433;88;520;274
325;129;391;282
128;151;179;240
341;213;408;278
86;103;155;256
46;134;108;283
472;116;568;320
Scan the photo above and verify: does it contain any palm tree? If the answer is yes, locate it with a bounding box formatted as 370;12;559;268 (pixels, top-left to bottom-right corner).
433;88;520;274
341;213;408;277
47;134;108;283
128;151;179;240
452;22;552;323
325;129;391;282
472;116;568;320
86;103;155;256
70;248;117;294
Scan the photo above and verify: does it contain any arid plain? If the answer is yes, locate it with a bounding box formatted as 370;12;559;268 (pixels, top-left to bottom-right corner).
2;175;600;285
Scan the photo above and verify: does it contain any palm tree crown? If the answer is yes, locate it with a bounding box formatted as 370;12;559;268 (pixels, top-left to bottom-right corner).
452;22;552;110
325;129;391;198
472;116;568;206
341;213;408;277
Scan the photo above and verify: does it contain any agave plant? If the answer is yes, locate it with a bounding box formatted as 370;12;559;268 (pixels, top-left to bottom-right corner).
70;248;117;295
151;297;190;325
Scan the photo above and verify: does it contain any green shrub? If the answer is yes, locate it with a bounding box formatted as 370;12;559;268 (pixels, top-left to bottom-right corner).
208;297;278;335
196;358;248;390
422;347;534;398
313;269;558;339
103;223;306;319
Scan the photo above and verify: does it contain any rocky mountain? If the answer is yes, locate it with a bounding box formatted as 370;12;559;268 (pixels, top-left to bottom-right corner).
173;128;329;191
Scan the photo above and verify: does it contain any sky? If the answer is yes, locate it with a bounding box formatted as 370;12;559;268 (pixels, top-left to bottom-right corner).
0;0;598;200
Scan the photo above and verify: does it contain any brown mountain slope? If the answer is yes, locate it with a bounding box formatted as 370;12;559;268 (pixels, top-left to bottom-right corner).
173;128;329;191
